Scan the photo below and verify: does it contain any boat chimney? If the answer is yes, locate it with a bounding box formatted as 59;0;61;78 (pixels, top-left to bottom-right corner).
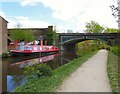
40;40;43;46
33;40;36;45
45;40;47;45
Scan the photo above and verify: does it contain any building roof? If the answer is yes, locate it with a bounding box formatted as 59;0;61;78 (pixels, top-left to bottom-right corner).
8;28;48;30
0;16;8;23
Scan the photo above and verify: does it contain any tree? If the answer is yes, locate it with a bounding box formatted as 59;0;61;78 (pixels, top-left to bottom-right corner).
53;26;58;45
104;27;119;33
85;21;104;33
23;29;35;42
46;26;57;45
10;28;34;42
110;0;120;28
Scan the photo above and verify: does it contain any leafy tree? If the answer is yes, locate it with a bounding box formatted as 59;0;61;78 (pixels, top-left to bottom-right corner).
46;29;53;45
24;29;35;42
10;28;24;41
85;21;104;33
10;28;34;42
53;26;58;45
110;0;120;27
104;28;119;33
46;26;57;45
33;31;41;39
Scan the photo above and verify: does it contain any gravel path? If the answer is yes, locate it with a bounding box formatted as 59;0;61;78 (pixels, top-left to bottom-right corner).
56;49;112;92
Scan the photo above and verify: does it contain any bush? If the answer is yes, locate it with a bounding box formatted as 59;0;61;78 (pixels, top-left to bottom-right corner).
98;43;109;50
24;63;53;79
37;64;53;77
2;52;11;58
76;40;99;57
110;45;118;55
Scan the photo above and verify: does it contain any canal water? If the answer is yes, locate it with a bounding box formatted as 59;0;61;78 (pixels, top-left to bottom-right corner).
2;50;77;92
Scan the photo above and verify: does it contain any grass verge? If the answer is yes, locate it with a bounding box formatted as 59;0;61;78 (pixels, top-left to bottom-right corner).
14;50;98;92
107;51;119;93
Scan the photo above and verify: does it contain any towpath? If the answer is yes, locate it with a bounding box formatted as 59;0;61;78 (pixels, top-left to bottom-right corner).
56;49;112;92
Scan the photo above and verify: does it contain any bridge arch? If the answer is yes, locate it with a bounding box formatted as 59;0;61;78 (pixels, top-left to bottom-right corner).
61;37;103;45
61;38;101;52
59;33;118;51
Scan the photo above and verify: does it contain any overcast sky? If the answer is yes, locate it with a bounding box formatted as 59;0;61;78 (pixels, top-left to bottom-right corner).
0;0;118;33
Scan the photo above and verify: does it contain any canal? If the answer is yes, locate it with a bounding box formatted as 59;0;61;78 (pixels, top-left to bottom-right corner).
2;50;77;92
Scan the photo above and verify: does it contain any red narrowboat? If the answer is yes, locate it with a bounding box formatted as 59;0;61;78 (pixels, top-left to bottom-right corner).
10;45;59;56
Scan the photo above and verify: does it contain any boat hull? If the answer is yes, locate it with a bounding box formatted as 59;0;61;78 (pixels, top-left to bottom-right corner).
11;50;59;56
10;45;59;56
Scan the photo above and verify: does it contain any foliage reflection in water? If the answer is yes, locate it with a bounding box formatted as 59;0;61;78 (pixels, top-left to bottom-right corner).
7;75;26;92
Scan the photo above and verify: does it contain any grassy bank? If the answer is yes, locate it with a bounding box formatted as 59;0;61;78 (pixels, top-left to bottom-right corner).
107;51;119;93
14;50;98;92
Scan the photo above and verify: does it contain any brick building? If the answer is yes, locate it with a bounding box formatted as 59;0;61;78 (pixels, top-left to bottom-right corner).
8;27;48;40
0;16;8;55
8;26;53;46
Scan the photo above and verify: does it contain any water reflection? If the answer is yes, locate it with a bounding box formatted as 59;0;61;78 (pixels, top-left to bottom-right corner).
10;54;58;68
2;50;77;92
7;75;26;92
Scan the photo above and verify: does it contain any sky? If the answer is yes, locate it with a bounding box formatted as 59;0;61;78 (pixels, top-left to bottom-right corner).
0;0;118;33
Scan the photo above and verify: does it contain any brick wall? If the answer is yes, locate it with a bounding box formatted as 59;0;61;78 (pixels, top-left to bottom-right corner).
0;16;8;55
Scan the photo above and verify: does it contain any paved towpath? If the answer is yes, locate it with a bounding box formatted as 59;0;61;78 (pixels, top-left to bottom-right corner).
56;49;112;92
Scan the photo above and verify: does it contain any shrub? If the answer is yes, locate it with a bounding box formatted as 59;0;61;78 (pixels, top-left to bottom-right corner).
98;42;109;50
2;52;11;58
76;40;99;57
110;45;118;55
24;63;53;79
37;64;53;77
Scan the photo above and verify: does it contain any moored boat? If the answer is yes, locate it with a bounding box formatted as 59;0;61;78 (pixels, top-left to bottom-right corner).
10;45;59;56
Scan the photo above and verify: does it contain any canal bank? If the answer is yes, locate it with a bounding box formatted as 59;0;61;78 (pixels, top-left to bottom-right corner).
14;50;98;92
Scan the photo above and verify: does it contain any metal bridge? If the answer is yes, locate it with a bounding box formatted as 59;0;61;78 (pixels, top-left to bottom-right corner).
58;33;119;51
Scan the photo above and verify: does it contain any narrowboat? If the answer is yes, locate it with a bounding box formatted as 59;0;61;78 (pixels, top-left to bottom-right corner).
10;45;59;56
